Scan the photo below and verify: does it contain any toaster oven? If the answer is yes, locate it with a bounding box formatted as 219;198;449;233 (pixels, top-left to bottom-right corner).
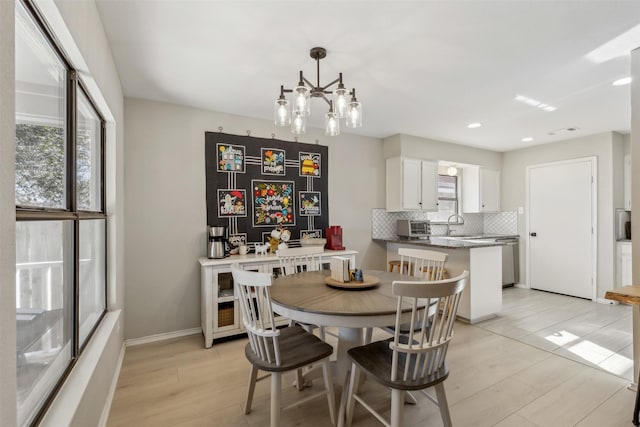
396;220;431;239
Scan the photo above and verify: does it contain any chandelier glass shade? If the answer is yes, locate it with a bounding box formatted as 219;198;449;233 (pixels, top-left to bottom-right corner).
274;47;361;136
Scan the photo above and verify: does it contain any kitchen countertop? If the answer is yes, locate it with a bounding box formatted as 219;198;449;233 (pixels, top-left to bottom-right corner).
376;234;518;249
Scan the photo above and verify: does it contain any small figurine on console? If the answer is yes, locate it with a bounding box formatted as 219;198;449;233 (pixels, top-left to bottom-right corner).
255;243;269;255
269;226;291;253
278;228;291;250
268;228;281;253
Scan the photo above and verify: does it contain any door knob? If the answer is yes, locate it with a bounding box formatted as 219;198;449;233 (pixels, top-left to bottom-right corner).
530;232;537;237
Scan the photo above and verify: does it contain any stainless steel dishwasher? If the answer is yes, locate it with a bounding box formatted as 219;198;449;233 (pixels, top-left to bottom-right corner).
496;236;519;287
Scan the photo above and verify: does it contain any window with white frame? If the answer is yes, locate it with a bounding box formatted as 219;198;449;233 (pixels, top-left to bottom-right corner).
15;1;107;425
427;174;459;223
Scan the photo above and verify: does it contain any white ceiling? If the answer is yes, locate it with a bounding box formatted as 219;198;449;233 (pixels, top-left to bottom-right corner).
95;0;640;152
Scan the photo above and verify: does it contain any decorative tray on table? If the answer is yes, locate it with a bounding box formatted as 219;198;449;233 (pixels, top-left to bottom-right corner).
324;274;380;290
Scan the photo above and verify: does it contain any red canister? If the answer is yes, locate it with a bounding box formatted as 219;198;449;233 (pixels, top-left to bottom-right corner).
326;226;345;250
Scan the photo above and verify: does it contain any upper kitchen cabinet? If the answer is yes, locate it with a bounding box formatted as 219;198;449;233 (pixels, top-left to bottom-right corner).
462;166;500;213
386;157;438;211
625;154;632;211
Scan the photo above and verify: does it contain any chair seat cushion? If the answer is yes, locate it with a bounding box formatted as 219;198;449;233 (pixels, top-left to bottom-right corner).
348;338;448;391
245;325;333;372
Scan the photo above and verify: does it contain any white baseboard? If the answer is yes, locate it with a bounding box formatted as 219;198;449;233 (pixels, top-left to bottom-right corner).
514;283;529;289
597;297;619;305
98;342;125;427
125;327;202;347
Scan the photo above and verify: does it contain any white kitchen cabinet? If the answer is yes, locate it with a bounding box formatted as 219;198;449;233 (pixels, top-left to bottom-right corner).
625;154;632;211
617;241;632;287
199;249;357;347
462;166;501;213
386;157;438;211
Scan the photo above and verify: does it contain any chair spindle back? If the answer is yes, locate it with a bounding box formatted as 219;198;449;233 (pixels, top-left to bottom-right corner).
232;264;281;366
398;247;448;280
390;271;468;383
276;246;324;276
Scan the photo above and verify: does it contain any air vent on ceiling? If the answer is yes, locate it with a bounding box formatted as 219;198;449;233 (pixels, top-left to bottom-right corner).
547;127;579;136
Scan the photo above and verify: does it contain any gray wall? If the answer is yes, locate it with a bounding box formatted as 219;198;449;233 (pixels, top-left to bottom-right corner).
502;132;624;298
123;98;386;340
0;1;17;425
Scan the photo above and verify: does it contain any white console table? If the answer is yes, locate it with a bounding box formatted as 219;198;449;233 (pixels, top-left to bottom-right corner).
198;249;358;348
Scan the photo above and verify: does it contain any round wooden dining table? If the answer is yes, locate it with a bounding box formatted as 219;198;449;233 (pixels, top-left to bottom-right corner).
270;269;426;381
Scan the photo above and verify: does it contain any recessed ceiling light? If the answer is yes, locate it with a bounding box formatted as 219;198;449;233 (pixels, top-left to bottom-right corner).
613;77;632;86
467;122;482;129
522;137;534;142
515;94;557;112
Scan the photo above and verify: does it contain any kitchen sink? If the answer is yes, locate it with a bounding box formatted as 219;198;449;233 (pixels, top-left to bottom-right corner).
437;235;484;240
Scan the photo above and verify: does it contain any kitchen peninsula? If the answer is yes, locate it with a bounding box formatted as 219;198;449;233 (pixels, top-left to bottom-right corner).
380;236;505;323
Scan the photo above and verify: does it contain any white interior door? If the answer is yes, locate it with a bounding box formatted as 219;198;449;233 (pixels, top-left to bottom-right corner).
528;158;595;299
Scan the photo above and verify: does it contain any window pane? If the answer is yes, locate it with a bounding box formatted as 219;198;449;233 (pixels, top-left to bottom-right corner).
16;221;73;426
15;2;67;209
77;90;102;211
428;175;459;223
438;175;457;199
79;219;106;347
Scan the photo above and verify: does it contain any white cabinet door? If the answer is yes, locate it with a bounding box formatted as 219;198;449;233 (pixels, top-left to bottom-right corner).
625;154;632;211
402;158;423;210
480;168;500;212
419;159;438;211
386;157;437;211
462;166;501;213
618;241;633;287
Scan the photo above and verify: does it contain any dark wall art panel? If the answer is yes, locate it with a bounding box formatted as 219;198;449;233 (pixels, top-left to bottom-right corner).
205;132;329;246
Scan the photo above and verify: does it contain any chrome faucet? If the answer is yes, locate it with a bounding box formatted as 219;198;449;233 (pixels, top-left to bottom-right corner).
446;214;465;236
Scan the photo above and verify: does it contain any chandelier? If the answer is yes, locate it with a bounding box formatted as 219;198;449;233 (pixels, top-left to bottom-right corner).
274;47;362;136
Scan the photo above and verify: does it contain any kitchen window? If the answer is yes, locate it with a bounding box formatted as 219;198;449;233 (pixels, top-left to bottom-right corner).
15;1;107;425
427;174;459;223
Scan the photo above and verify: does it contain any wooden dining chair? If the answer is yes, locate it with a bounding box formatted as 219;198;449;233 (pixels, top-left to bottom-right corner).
231;264;336;427
341;271;468;427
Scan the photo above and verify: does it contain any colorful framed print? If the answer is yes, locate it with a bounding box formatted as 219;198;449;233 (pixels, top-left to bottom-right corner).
261;148;286;176
217;143;245;172
252;180;295;227
299;152;321;177
217;189;247;217
299;191;321;216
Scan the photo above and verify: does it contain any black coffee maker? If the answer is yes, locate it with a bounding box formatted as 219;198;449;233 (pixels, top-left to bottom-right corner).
207;226;229;259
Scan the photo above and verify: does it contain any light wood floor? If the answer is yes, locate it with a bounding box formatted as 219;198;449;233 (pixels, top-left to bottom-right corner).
107;288;636;426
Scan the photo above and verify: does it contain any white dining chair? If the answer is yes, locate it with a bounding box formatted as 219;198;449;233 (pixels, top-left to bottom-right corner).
231;264;336;427
398;247;448;280
275;245;333;389
276;245;325;275
365;248;449;344
341;271;469;427
276;246;328;340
